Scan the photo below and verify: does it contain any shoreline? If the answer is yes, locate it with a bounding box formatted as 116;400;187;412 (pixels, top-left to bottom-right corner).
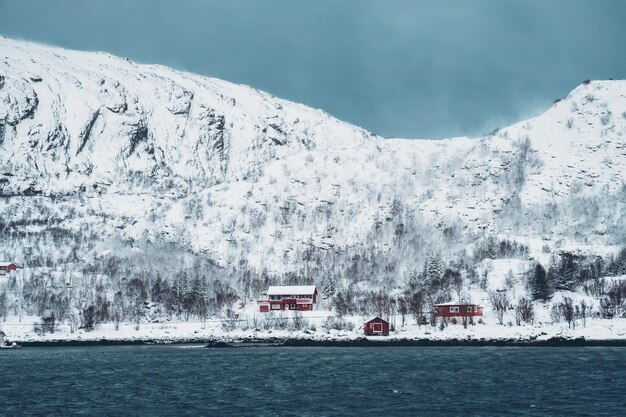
15;336;626;348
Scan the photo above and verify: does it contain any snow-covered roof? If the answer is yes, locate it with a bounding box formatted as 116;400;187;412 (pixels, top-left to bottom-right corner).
365;316;388;323
267;285;316;295
0;262;17;267
434;301;480;306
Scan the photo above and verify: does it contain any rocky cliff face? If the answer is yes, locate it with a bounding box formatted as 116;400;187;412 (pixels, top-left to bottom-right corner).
0;36;374;197
0;37;624;278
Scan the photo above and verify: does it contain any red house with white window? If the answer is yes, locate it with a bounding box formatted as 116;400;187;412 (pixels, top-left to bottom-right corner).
364;317;390;336
257;285;317;312
433;302;483;319
0;262;17;275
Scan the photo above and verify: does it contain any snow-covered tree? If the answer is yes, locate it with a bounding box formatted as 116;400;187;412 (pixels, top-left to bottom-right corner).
321;275;335;300
554;253;577;291
424;252;444;284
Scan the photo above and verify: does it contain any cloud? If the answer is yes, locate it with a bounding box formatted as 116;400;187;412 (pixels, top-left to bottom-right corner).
0;0;625;138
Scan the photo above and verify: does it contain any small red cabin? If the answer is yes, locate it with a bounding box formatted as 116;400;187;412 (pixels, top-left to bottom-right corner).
433;302;483;319
257;285;317;312
364;317;389;336
0;262;17;274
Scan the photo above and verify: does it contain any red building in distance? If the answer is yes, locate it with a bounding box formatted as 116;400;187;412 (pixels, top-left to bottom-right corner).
257;285;317;312
433;302;483;319
363;317;390;336
0;262;17;274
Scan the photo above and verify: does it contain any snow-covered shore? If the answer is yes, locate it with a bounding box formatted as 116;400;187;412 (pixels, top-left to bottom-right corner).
4;314;626;346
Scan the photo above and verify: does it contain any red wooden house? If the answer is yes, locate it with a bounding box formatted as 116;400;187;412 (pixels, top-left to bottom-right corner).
364;317;390;336
0;262;17;275
257;285;317;312
433;302;483;319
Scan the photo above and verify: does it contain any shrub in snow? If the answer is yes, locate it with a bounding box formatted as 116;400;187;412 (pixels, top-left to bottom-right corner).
602;281;626;318
289;313;308;331
321;316;354;332
473;237;530;262
33;312;57;334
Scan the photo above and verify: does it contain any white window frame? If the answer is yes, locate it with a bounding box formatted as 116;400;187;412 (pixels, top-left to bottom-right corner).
372;323;383;333
467;306;472;313
450;306;459;313
271;304;281;310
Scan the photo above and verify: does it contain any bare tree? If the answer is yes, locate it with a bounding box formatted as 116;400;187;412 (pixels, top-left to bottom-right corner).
0;292;7;322
559;297;575;329
488;291;510;325
446;269;463;301
81;305;96;331
607;281;626;317
550;305;562;323
398;297;408;328
409;291;426;326
579;300;589;327
373;291;392;320
514;297;534;325
333;292;350;317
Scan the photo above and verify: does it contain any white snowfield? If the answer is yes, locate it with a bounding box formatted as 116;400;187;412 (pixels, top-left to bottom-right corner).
1;38;625;343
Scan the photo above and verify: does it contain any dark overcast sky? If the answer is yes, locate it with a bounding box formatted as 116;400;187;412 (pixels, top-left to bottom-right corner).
1;0;625;138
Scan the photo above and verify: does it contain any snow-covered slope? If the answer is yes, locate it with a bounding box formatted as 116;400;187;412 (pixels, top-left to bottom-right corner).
385;80;626;239
0;36;374;195
0;37;625;278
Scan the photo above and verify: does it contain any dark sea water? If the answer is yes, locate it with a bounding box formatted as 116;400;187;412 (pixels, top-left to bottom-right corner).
1;346;625;416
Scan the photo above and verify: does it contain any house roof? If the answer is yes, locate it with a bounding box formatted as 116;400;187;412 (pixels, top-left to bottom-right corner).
433;301;481;306
0;262;17;267
365;316;388;324
267;285;316;295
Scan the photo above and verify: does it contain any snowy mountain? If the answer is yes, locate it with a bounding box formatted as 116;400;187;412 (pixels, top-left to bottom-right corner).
0;37;374;192
0;37;625;291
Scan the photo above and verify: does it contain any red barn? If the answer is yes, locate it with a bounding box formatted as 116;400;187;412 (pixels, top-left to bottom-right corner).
0;262;17;274
257;285;317;312
433;302;483;319
363;317;390;336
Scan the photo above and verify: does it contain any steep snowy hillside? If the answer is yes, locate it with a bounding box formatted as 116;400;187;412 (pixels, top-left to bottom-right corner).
385;80;626;240
0;37;624;282
0;36;375;196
